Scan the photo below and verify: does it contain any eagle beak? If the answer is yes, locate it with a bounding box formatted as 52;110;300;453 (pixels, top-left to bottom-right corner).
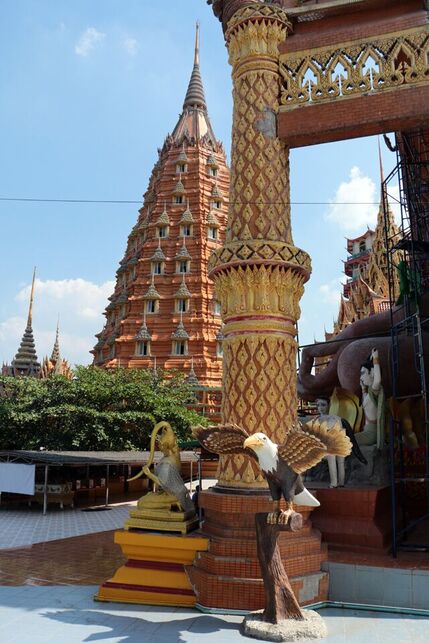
243;435;264;450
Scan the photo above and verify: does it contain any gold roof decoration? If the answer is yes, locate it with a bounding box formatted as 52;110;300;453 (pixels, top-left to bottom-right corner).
185;357;200;386
177;143;188;163
174;275;192;299
136;310;152;341
206;153;218;167
142;276;161;300
175;238;192;260
172;314;190;340
211;181;223;199
173;174;185;195
156;202;170;226
151;239;166;262
207;208;220;227
179;200;194;224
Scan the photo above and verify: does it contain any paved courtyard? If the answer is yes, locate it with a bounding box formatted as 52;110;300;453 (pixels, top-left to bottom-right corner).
0;586;428;643
0;501;428;641
0;502;137;549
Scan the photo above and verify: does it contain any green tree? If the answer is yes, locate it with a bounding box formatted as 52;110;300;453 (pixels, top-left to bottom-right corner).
0;367;206;451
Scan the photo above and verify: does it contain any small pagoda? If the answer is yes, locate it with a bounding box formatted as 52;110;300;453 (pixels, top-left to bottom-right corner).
39;322;73;380
92;24;229;387
2;269;40;378
2;270;72;380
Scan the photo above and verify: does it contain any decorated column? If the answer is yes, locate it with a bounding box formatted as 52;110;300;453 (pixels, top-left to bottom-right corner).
208;2;311;487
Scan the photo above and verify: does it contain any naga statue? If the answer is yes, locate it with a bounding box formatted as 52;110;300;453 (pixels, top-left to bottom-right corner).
298;291;429;401
124;421;198;534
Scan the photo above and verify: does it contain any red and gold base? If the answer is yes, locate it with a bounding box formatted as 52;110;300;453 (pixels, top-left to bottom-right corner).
95;530;208;607
187;489;329;611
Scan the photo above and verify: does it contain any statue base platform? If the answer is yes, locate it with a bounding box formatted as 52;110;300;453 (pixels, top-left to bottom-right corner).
307;484;392;553
187;489;329;612
242;610;328;642
95;530;208;607
124;508;198;534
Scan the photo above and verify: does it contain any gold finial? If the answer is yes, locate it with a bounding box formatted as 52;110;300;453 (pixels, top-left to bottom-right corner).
27;267;36;328
195;21;200;66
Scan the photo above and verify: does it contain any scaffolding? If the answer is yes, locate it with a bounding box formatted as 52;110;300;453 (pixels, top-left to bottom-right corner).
383;129;429;555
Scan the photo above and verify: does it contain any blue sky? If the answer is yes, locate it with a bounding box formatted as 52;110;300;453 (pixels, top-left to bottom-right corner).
0;0;398;365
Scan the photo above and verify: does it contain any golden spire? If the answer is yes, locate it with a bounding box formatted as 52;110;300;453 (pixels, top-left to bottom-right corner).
27;267;36;328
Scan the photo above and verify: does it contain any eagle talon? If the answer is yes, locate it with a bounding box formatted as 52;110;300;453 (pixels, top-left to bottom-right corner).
267;512;280;524
277;510;292;525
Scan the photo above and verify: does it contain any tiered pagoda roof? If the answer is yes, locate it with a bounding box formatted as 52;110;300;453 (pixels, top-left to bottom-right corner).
92;24;230;386
2;271;72;379
2;269;40;378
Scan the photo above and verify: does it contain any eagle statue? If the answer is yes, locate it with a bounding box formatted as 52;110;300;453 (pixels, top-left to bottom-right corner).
192;418;352;524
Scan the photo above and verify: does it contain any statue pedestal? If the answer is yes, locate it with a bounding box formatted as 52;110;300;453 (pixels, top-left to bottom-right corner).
124;509;198;534
187;489;329;612
95;530;208;607
307;484;392;553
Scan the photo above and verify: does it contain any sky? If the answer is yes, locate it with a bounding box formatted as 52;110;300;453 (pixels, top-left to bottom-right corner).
0;0;400;366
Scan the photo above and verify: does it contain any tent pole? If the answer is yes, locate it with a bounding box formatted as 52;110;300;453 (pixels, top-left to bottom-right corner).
43;465;49;516
105;464;109;507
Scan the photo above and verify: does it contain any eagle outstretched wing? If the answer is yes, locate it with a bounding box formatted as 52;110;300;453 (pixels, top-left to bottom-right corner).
278;417;352;475
192;424;257;461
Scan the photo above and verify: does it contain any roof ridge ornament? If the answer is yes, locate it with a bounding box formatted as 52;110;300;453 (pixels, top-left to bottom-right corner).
180;199;194;224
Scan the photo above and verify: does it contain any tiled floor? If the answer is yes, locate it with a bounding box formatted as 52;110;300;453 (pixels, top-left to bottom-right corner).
0;530;125;585
0;586;428;643
0;502;137;549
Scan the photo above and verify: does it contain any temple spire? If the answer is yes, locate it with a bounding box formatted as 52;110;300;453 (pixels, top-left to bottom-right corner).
10;268;40;377
27;267;36;327
51;318;60;363
194;21;200;66
170;23;217;145
183;22;206;110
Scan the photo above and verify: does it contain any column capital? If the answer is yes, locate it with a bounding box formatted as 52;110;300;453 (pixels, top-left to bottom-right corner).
225;4;291;64
208;1;292;36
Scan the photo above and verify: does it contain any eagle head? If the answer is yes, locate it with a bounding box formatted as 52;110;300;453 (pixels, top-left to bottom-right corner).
243;432;270;451
243;432;278;473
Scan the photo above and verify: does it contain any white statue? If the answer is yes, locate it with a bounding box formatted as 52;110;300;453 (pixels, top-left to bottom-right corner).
315;397;367;488
356;348;385;448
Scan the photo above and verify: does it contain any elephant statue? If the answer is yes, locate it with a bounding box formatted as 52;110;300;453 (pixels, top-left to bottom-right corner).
298;291;429;401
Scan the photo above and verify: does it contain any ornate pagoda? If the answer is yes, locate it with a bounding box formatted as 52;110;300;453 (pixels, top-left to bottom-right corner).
2;269;41;378
2;270;73;380
39;322;73;380
92;25;229;387
327;148;401;341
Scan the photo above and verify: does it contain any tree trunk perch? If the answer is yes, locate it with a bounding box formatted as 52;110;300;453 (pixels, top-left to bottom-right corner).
255;512;304;624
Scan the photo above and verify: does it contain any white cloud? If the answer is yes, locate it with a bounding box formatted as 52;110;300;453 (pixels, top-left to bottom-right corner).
75;27;106;57
1;278;114;367
325;166;377;232
123;37;138;56
319;277;344;306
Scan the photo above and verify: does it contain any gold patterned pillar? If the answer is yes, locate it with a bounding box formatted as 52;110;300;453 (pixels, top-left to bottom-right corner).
209;3;311;487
